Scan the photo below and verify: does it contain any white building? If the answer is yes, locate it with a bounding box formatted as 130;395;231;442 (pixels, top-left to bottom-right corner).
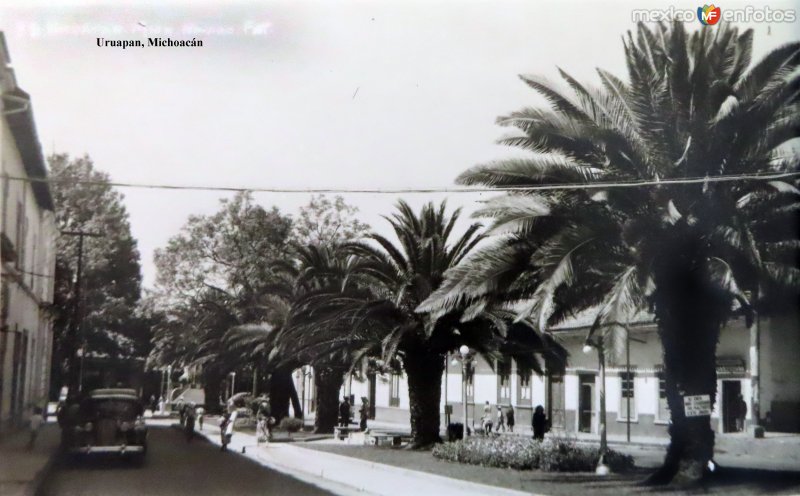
0;32;57;436
296;311;800;438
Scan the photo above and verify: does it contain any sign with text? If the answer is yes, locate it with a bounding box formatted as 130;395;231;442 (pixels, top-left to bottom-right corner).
683;394;712;417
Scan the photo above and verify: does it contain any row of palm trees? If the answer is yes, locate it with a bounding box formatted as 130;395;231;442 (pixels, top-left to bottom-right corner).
168;21;797;486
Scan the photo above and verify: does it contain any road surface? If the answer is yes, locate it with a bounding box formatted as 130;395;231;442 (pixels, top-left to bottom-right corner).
38;425;333;496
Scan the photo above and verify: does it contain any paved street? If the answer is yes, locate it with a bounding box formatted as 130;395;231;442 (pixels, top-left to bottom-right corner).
38;426;333;496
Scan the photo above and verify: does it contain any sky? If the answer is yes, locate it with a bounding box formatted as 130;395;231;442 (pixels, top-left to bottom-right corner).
3;0;799;288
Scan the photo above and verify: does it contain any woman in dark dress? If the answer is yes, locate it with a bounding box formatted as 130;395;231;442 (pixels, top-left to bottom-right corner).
532;405;547;441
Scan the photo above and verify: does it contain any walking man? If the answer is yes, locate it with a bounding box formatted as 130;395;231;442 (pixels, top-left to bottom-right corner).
736;394;748;432
496;405;506;433
339;397;351;427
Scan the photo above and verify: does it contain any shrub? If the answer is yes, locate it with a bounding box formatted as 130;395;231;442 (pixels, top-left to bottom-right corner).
278;417;304;433
432;434;634;473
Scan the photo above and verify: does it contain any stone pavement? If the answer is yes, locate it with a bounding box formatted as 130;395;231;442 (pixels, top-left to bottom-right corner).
185;417;536;496
0;422;60;496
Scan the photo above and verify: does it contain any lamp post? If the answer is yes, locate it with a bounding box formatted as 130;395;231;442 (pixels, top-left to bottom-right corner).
166;365;173;408
583;338;608;476
459;345;471;435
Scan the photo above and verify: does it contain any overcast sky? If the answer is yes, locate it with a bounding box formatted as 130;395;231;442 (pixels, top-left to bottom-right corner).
3;0;798;288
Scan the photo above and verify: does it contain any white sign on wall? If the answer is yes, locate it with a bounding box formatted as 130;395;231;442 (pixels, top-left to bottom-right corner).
683;394;712;417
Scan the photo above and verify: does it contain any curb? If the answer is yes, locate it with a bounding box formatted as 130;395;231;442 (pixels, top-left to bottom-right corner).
193;425;370;496
26;426;61;496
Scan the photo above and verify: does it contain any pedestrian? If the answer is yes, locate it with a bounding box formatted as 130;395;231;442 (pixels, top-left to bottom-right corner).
482;401;493;434
157;396;165;414
506;405;515;433
184;402;196;442
28;407;45;450
339;397;351;427
736;394;747;432
149;395;156;413
496;405;506;432
256;401;272;442
532;405;547;441
197;405;205;430
359;397;369;431
220;410;237;451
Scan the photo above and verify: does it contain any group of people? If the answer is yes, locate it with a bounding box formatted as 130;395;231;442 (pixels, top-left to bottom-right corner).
480;401;549;440
481;402;516;433
339;396;370;431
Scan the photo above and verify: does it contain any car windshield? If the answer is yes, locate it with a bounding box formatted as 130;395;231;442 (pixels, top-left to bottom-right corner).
91;399;142;420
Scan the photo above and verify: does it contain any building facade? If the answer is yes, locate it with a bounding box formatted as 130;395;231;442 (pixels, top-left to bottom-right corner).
0;32;57;436
296;313;800;438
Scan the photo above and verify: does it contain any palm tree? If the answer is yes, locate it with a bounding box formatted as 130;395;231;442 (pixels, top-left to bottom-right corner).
225;244;373;432
289;200;566;446
422;22;799;484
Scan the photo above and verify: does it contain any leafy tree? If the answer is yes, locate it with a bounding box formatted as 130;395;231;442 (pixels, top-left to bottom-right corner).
48;153;143;397
423;23;799;484
150;192;298;415
292;194;370;247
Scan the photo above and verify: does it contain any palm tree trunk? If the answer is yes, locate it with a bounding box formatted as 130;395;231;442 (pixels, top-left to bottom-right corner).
648;246;727;486
269;367;301;422
314;366;345;433
403;348;445;448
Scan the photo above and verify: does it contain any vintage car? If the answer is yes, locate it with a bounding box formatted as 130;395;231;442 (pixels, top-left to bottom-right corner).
60;388;148;462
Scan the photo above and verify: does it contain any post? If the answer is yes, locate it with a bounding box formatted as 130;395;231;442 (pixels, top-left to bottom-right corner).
443;355;449;426
749;286;761;428
252;364;258;397
626;330;631;443
231;372;236;397
598;341;607;457
166;365;172;406
462;360;468;433
61;230;101;401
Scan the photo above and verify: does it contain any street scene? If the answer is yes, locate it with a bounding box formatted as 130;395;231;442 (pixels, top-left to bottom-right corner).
1;1;799;495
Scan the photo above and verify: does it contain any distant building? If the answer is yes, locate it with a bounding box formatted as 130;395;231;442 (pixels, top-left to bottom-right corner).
0;32;57;436
296;311;800;437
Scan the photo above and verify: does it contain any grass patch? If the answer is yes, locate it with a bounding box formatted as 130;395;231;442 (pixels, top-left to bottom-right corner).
432;434;634;472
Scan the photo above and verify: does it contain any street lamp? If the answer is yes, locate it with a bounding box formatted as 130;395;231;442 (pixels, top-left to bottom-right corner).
583;338;609;476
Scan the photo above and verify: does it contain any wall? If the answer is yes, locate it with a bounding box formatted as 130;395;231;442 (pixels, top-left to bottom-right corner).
0;81;57;435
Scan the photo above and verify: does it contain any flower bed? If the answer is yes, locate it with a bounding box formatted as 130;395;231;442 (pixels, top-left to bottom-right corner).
432;434;634;473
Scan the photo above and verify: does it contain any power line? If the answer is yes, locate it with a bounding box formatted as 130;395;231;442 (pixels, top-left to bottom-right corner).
5;171;800;194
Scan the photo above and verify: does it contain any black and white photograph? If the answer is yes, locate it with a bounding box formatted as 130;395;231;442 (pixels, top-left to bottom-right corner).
0;0;799;494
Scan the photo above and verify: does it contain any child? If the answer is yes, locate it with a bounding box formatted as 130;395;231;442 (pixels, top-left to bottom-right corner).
28;407;44;450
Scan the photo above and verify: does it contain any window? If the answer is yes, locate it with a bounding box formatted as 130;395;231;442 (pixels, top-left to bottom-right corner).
517;368;532;405
656;372;669;422
618;372;636;420
389;373;400;407
497;360;511;403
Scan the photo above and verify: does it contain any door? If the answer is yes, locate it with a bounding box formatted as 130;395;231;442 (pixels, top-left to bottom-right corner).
547;374;565;429
368;373;376;419
578;374;595;433
722;380;742;433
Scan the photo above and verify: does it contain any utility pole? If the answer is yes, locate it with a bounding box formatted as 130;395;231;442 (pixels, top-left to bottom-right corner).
61;230;101;401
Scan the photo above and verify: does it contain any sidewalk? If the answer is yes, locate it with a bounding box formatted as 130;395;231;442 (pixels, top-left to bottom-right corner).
0;422;60;496
191;418;535;496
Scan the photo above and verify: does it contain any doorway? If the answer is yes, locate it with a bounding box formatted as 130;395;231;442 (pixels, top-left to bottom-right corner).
578;374;595;433
722;380;742;433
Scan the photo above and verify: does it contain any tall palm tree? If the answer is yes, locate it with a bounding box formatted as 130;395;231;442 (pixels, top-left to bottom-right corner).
422;23;799;484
